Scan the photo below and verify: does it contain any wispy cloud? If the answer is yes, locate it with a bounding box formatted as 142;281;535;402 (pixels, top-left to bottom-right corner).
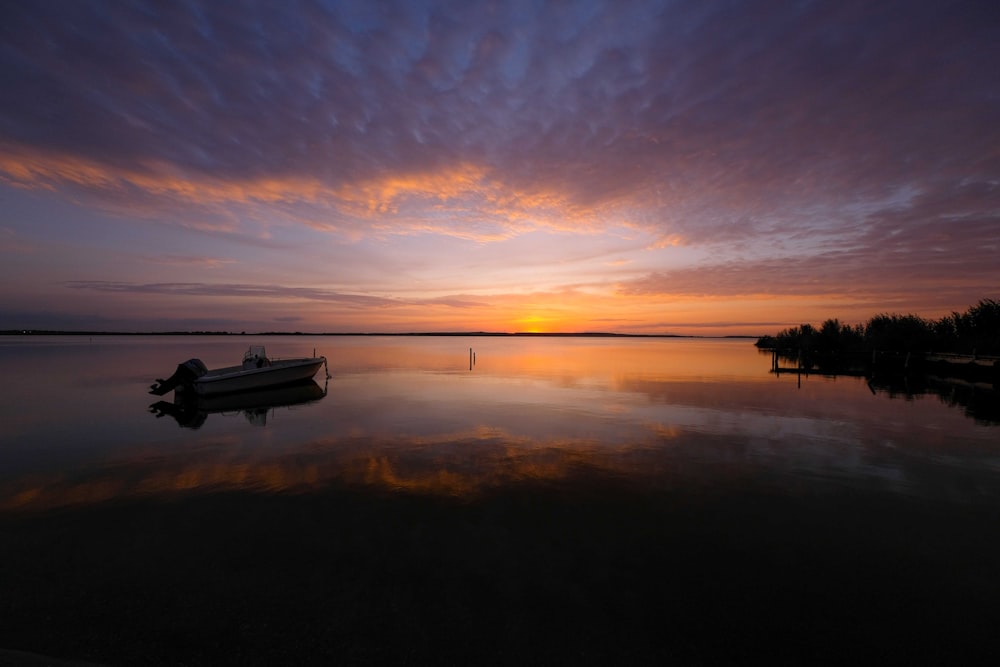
62;280;489;310
138;254;236;269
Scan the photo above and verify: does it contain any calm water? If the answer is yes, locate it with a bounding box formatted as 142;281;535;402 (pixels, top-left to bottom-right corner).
1;335;998;665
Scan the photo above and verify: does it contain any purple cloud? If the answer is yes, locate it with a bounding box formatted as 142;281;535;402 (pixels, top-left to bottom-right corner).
62;280;488;309
3;1;995;210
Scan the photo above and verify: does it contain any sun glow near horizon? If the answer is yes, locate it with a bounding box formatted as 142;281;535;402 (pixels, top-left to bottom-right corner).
514;314;555;334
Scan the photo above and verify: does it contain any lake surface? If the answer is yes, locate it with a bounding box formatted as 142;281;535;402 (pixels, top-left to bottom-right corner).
1;335;998;665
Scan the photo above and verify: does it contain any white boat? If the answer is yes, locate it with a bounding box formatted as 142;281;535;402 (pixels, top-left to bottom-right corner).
150;378;327;428
150;346;327;396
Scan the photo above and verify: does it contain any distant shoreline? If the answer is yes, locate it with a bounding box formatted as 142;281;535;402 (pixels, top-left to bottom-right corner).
0;330;760;339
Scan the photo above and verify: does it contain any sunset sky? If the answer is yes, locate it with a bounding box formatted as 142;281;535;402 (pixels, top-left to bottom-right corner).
1;0;998;335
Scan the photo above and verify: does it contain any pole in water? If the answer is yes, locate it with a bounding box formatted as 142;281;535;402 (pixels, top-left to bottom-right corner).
469;347;473;371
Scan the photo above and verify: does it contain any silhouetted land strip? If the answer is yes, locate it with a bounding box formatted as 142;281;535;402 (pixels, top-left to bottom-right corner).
2;330;701;338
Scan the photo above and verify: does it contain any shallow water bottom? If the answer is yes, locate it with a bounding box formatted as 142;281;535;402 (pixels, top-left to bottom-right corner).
3;469;998;666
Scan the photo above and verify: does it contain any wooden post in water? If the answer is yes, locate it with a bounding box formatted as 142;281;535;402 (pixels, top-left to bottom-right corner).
469;347;473;371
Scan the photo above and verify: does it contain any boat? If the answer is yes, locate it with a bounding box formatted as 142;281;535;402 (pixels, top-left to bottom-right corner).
149;378;327;428
149;346;327;396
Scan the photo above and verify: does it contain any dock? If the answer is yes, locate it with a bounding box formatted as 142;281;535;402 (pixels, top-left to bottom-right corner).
767;348;998;387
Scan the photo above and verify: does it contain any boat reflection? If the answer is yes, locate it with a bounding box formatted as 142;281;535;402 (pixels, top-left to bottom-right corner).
149;378;327;428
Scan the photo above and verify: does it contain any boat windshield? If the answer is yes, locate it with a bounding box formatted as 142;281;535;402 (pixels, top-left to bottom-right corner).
243;346;270;366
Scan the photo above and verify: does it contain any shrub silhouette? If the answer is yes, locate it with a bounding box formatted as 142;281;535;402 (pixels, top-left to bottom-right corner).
757;299;1000;357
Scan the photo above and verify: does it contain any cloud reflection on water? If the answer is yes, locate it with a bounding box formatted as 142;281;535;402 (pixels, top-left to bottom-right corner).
4;412;995;513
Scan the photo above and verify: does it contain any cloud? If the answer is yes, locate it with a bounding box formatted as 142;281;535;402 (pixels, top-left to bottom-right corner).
63;280;403;307
0;142;609;241
138;254;236;269
1;0;996;246
62;280;488;309
621;176;1000;304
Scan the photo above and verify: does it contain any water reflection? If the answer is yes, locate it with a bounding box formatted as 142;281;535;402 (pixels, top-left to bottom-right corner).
765;347;1000;424
2;337;1000;665
868;376;1000;425
0;433;675;512
5;390;998;514
149;378;327;428
0;336;996;515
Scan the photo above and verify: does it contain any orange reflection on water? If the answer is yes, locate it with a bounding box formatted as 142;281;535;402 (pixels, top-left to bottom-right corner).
315;337;769;384
0;424;695;513
467;337;767;382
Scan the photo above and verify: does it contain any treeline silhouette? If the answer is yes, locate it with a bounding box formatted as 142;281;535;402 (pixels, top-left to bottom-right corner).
756;298;1000;358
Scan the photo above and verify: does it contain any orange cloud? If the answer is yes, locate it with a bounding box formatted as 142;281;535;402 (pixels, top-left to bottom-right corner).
0;143;626;242
334;163;493;214
0;145;332;205
648;233;687;248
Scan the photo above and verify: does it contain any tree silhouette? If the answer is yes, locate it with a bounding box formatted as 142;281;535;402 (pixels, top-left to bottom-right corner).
757;299;1000;357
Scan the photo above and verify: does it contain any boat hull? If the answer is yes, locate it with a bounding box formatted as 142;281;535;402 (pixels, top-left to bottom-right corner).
181;357;326;396
150;379;327;428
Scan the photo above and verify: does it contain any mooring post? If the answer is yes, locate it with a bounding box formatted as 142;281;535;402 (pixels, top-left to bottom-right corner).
469;347;473;371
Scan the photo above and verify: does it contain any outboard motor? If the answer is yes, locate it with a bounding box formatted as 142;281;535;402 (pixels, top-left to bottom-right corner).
149;358;208;395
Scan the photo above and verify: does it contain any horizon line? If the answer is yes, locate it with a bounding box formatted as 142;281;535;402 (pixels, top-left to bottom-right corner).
1;329;763;339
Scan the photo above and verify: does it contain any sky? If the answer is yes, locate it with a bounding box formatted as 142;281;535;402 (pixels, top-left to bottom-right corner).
1;0;998;335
